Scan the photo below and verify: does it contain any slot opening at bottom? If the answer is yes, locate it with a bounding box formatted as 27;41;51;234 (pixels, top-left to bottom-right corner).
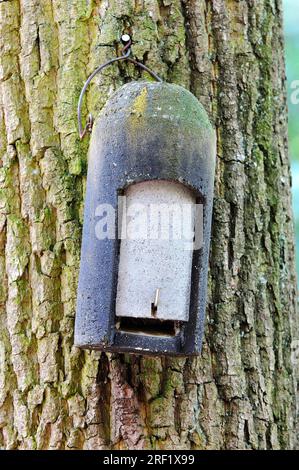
115;317;181;337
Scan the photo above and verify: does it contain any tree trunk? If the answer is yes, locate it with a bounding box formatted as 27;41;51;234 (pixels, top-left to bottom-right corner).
0;0;298;450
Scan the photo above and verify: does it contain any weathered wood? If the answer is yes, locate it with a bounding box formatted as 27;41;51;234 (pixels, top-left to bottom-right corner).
0;0;298;450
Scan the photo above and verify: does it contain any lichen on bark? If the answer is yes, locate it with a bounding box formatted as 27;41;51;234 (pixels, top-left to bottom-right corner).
0;0;298;450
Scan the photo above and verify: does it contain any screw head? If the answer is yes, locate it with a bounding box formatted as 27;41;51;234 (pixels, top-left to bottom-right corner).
121;34;131;44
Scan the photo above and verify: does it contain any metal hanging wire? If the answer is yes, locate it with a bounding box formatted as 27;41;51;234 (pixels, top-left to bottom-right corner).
77;35;163;139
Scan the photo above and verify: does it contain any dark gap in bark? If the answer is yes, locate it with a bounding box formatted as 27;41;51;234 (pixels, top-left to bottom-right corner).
243;419;250;446
96;352;111;445
35;26;41;72
228;202;237;270
160;357;169;396
125;354;133;388
174;394;182;436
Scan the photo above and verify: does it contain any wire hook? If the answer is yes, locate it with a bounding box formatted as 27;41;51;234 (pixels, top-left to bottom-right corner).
77;35;163;139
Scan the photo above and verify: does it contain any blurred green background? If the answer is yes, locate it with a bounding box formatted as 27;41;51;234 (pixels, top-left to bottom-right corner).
284;0;299;282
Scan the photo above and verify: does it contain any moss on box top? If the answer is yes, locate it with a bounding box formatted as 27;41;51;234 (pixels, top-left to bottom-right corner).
98;80;213;134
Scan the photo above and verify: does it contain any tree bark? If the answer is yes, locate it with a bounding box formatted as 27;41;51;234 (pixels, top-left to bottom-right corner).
0;0;298;450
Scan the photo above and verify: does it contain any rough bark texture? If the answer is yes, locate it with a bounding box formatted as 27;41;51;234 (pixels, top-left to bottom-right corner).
0;0;298;450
